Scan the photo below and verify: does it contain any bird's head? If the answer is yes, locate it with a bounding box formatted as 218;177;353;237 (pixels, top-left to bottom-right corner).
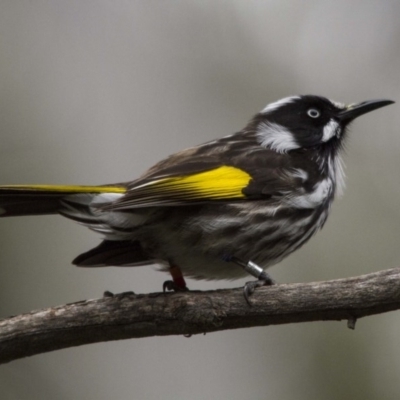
253;95;394;153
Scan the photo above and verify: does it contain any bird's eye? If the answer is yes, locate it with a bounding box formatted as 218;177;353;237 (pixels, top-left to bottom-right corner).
307;108;320;118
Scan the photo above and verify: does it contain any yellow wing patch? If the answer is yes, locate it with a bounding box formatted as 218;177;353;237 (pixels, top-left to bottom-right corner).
0;185;127;194
136;165;251;200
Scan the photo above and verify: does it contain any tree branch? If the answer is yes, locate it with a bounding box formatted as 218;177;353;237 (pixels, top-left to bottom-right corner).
1;267;400;364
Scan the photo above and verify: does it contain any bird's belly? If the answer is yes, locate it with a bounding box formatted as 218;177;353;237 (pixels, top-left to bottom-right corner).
141;201;331;280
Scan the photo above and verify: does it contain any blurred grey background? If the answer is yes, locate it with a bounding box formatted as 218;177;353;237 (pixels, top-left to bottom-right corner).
0;1;399;399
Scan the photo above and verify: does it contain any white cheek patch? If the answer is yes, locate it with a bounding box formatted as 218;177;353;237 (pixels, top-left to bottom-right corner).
257;122;300;153
261;96;300;114
322;119;341;142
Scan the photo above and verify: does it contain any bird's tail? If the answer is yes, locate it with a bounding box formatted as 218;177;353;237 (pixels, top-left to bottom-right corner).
0;184;126;217
0;184;154;267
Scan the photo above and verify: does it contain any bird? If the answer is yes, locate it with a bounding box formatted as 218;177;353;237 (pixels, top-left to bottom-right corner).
0;95;394;302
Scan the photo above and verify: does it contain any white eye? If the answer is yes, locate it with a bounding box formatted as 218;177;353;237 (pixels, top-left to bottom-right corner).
307;108;320;118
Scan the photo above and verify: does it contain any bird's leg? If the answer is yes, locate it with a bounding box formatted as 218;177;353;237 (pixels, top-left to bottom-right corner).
229;256;276;305
163;263;189;292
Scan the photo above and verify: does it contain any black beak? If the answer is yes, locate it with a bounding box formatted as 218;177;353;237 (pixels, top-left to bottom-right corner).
338;99;395;123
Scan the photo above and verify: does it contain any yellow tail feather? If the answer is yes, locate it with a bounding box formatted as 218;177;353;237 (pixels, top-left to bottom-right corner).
0;184;127;194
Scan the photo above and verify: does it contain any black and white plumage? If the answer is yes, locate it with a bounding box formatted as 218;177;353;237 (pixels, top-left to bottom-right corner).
0;95;394;291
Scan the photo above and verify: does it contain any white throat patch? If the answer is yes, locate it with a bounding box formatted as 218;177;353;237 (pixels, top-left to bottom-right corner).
257;122;299;153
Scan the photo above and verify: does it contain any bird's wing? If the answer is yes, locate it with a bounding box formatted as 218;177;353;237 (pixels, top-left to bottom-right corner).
106;164;250;210
102;141;299;211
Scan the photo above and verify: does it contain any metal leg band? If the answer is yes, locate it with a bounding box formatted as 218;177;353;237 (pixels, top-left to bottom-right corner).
230;256;264;279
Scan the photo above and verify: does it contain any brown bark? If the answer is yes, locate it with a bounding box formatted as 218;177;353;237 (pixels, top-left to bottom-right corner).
1;267;400;364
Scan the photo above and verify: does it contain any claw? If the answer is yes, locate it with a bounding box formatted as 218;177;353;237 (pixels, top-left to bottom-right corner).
163;280;175;292
163;280;189;292
226;256;276;305
104;290;135;299
243;271;276;306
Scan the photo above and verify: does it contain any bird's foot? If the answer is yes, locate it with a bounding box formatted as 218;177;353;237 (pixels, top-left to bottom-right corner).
163;263;189;292
163;280;189;292
103;290;135;298
225;255;276;305
243;271;276;306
